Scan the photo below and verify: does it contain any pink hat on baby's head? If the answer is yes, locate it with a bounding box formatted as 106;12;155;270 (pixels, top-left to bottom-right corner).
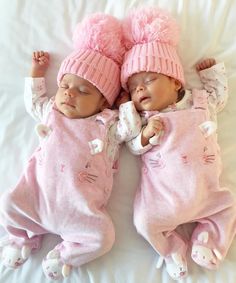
57;13;125;106
121;7;185;91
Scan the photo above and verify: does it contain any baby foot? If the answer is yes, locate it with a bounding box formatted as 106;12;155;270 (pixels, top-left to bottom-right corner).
0;244;31;269
191;231;222;269
42;249;71;280
156;253;188;281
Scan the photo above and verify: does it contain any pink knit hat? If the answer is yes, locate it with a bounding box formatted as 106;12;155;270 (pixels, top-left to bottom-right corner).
121;7;185;91
57;13;125;106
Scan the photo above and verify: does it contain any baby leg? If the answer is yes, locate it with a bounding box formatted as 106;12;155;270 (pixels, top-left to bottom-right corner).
134;210;188;280
0;239;33;269
42;213;115;280
0;229;44;269
191;200;236;269
0;187;47;268
156;251;188;281
154;231;188;281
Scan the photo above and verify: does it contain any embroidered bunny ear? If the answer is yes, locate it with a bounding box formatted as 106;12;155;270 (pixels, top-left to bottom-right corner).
197;231;209;243
199;121;217;137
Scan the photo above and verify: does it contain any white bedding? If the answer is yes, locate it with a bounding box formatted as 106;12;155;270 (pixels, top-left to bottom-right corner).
0;0;236;282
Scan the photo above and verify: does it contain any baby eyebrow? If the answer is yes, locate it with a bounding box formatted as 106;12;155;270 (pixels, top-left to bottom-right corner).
129;83;136;90
129;74;156;86
146;74;158;80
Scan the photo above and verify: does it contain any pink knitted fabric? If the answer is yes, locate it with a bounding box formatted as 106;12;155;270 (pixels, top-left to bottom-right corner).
121;7;185;90
57;13;125;106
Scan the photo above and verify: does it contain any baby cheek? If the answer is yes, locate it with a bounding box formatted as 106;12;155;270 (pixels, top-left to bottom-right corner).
130;93;138;104
55;91;63;104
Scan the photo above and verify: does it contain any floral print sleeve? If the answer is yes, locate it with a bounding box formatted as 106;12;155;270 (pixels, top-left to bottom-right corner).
115;101;142;143
24;77;53;122
126;130;153;155
199;62;228;113
126;115;154;155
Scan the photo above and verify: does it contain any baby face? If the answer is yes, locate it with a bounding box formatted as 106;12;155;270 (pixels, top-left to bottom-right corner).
127;72;181;112
55;74;107;118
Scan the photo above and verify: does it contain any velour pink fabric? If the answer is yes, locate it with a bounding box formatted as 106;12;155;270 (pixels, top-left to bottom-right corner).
0;107;118;266
133;89;236;261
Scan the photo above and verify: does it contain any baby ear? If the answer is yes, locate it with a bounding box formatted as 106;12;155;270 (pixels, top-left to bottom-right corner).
197;231;209;243
100;98;110;111
174;79;182;91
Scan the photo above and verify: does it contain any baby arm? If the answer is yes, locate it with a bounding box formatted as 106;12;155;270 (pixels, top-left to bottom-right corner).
141;117;164;146
30;51;50;77
196;58;216;72
196;58;228;113
24;51;53;121
115;101;142;143
127;116;164;155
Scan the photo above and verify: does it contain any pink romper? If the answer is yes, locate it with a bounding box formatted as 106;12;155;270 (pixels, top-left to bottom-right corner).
0;78;141;267
133;89;236;261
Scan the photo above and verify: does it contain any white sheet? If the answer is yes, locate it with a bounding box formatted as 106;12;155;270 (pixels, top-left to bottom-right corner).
0;0;236;282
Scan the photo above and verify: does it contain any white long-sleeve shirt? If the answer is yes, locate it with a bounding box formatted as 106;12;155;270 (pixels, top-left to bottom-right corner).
24;77;142;162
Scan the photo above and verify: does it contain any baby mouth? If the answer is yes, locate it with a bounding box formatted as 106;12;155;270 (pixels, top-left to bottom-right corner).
62;102;75;108
139;96;150;103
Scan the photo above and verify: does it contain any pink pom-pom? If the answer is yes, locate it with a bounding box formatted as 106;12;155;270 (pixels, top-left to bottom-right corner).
123;7;180;50
73;13;125;65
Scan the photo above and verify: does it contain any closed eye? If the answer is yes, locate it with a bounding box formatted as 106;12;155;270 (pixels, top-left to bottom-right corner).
79;90;90;95
60;84;68;89
78;86;91;95
145;77;156;84
128;85;136;94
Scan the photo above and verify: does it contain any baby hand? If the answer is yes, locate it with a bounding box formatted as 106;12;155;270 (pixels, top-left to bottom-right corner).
141;117;164;146
30;51;50;78
196;58;216;72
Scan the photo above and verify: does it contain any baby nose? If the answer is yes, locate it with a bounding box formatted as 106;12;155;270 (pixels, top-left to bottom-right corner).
136;84;145;92
65;88;75;97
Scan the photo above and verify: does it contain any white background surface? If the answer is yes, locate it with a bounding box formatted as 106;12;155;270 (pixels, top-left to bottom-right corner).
0;0;236;282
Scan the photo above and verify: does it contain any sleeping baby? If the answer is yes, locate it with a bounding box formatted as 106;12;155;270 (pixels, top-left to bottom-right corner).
0;12;141;280
120;6;236;281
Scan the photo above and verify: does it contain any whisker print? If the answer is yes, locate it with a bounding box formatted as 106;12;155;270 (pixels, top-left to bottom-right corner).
148;156;165;169
150;161;160;165
203;154;216;164
194;107;206;110
86;174;98;182
77;171;98;183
